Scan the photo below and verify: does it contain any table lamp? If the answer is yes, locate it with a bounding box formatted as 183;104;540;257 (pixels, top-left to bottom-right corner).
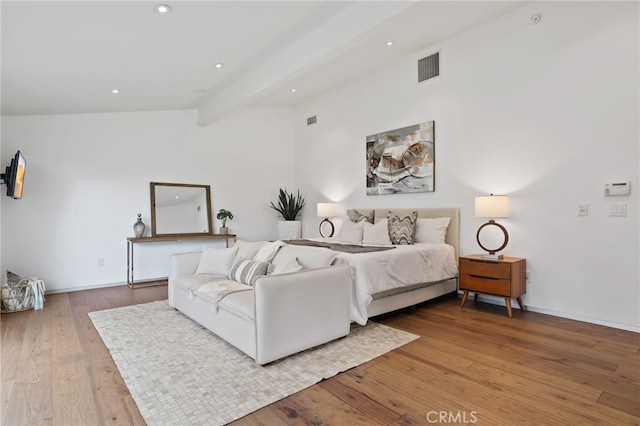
475;194;509;259
317;202;340;238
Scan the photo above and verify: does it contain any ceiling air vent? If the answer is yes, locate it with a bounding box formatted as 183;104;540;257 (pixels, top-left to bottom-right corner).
307;115;317;126
418;52;439;83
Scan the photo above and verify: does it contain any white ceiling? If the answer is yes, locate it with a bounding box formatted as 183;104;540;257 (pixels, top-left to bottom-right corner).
1;1;526;125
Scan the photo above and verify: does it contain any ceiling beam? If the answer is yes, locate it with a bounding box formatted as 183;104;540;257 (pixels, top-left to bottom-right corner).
196;1;417;126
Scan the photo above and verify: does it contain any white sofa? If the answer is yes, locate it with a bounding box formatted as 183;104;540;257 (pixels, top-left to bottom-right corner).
168;243;352;365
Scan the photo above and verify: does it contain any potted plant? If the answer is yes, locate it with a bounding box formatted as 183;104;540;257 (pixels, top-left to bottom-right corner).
269;188;305;239
216;209;233;234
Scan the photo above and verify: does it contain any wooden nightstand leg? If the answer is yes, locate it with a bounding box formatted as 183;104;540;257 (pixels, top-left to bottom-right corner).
516;297;525;311
460;291;469;307
505;298;513;318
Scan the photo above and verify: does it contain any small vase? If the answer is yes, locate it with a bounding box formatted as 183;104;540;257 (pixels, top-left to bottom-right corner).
219;227;228;235
133;213;145;238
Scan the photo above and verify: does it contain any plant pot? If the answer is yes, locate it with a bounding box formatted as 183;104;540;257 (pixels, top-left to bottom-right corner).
278;221;301;240
219;227;228;235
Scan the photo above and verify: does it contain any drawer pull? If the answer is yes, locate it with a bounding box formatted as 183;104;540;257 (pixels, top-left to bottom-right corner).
469;274;499;280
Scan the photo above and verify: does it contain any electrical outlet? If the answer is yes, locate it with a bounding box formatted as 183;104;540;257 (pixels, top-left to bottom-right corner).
526;271;531;283
97;258;105;267
578;203;588;216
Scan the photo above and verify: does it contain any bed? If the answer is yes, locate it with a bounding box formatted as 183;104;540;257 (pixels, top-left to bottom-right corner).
286;207;460;325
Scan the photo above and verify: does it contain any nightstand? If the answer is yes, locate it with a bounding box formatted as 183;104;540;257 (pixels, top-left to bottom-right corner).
459;254;526;317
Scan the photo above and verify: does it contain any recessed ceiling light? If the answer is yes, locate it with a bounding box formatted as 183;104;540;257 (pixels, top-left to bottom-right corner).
290;89;297;93
386;41;394;46
215;63;224;69
111;89;120;94
154;4;172;14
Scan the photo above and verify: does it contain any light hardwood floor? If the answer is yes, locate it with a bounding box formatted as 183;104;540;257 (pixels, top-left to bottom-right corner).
1;284;638;425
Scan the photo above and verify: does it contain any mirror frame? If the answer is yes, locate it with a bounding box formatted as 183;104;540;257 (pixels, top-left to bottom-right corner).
150;182;213;237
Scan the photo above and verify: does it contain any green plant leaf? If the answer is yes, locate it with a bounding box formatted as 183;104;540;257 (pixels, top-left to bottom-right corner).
268;188;305;220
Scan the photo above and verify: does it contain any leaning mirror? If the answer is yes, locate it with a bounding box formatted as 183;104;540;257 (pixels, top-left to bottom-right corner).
150;182;213;237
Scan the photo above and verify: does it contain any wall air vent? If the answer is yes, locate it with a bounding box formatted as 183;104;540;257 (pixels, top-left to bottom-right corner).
418;52;439;83
307;115;317;126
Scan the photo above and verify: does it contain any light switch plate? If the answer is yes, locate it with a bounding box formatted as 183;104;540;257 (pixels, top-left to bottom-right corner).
609;203;627;217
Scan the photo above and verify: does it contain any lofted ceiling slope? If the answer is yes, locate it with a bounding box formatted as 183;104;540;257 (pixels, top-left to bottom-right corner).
1;1;526;125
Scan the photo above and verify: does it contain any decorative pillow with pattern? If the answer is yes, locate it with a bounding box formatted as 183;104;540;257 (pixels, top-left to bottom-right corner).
387;211;418;245
347;209;375;224
228;258;269;286
7;271;22;287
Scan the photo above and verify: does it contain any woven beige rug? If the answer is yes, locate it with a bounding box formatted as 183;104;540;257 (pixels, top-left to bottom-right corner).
89;300;418;425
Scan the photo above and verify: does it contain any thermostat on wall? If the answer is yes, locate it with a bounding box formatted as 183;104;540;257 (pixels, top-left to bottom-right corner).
604;181;630;196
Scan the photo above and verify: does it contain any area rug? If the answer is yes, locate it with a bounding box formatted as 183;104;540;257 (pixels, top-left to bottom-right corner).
89;300;418;425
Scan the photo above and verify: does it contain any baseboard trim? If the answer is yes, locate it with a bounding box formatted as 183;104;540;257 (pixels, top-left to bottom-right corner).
465;292;639;333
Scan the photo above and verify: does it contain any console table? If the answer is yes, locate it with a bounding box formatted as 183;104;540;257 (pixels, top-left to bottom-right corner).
126;234;236;287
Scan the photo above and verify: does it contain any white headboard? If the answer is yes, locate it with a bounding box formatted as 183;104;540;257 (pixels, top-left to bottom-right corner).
347;208;460;260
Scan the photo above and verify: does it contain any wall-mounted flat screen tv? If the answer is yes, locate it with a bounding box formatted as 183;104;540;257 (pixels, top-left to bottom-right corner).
1;151;26;199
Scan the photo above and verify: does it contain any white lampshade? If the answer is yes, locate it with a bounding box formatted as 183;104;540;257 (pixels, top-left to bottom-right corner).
475;195;509;218
317;202;340;218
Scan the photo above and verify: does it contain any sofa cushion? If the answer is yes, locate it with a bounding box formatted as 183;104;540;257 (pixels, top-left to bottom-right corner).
270;257;303;275
217;291;255;322
270;245;337;272
233;240;267;261
228;258;269;286
253;240;285;262
172;273;227;291
196;246;238;275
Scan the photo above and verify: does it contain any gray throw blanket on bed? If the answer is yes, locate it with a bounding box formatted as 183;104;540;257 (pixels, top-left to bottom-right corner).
284;239;396;253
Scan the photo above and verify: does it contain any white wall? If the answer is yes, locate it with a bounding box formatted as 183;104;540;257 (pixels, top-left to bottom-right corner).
1;107;295;291
292;2;639;330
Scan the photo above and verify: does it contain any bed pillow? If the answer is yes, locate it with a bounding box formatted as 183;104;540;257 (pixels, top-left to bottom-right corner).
347;209;375;224
228;258;269;286
269;257;303;275
253;240;285;262
362;218;392;245
337;219;365;243
387;211;418;245
414;217;451;244
196;246;239;275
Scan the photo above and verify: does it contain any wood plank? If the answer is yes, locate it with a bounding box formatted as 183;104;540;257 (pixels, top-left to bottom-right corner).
2;287;639;425
48;294;82;358
271;385;375;425
88;354;145;425
318;376;404;425
51;353;99;425
598;390;640;418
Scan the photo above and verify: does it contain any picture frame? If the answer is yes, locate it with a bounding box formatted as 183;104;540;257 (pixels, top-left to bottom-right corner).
366;120;435;195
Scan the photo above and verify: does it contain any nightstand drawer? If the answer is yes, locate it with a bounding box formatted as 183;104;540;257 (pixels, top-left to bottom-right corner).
459;274;511;296
459;258;511;280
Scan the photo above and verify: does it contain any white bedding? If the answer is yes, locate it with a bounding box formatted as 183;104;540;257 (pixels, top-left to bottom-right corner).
301;239;458;325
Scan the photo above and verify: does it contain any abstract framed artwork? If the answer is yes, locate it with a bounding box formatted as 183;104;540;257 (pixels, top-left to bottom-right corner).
366;120;435;195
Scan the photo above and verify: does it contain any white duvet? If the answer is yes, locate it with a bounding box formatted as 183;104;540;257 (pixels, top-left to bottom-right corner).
329;243;458;325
